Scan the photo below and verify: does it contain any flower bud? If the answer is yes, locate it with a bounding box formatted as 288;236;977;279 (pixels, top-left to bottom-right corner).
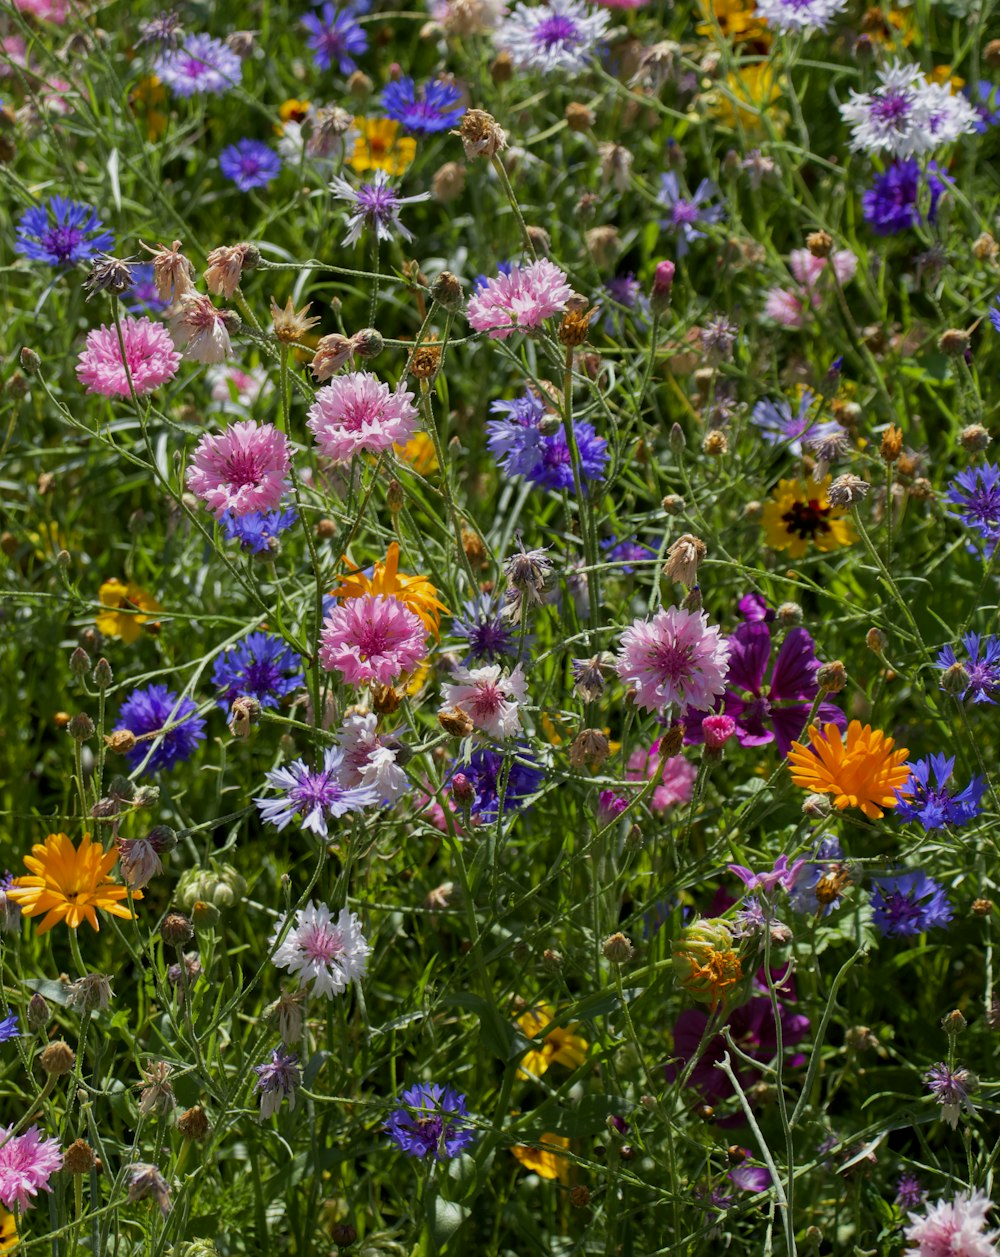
672;918;742;1008
565;101;594;131
27;992;50;1031
40;1040;76;1077
941;662;970;696
866;627;887;653
669;422;685;452
19;346;41;374
161;912;194;947
93;657;113;689
602;932;635;964
352;327;384;360
229;695;261;738
816;660;847;693
960;424;991;453
802;793;831;818
661;494;684;515
777;602;802;627
941;1009;967;1035
63;1139;97;1175
451;773;476;806
70;647;91;677
68;713;95;742
650;260;675;314
938;328;970;356
430;270;464;312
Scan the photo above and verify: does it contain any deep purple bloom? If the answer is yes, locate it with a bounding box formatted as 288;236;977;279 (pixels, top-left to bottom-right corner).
924;1062;977;1127
115;684;206;775
219;140;282;191
221;506;298;554
936;632;1000;703
302;4;368;73
658;173;724;257
861;160;944;236
455;747;542;820
381;77;465;134
966;81;1000;132
452;596;518;663
486;391;608;493
211;632;304;710
870;872;953;937
121;263;170;314
254;1048;301;1119
137;10;185;50
16;196;114;268
728;854;806;895
386;1083;476;1160
0;1013;19;1044
788;836;844;916
893;754;985;830
895;1173;926;1209
597;790;628;825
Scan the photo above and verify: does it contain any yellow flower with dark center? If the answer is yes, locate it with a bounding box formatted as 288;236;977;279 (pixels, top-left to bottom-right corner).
8;832;141;934
0;1207;17;1255
96;578;163;645
329;542;448;637
278;98;311;130
512;1134;571;1182
760;477;854;559
348;118;416;175
516;1004;589;1079
394;432;439;475
788;721;911;820
696;0;766;41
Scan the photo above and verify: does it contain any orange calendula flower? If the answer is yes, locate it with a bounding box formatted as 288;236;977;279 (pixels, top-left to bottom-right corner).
672;918;743;1010
788;720;911;820
394;431;439;475
96;578;163;645
8;832;141;934
516;1004;589;1079
760;477;855;559
329;542;448;637
348;118;416;175
512;1134;571;1182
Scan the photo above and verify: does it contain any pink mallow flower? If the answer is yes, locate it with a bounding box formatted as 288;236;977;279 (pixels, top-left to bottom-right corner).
186;420;291;519
0;1125;63;1211
307;370;419;463
626;740;697;814
762;248;857;329
76;316;181;397
439;664;527;738
616;606;731;714
467;259;573;340
903;1188;1000;1257
319;593;427;686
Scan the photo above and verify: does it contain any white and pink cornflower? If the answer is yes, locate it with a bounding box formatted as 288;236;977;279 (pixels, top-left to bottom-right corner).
763;247;857;329
494;0;610;73
76;316;180;398
329;168;431;246
319;593;427;686
168;293;234;364
269;900;371;999
840;61;976;158
336;711;410;804
902;1188;999;1257
186;420;292;519
439;664;527;738
755;0;846;32
0;1124;63;1211
467;259;573;340
307;370;419;463
616;606;730;714
255;746;379;837
207;364;272;411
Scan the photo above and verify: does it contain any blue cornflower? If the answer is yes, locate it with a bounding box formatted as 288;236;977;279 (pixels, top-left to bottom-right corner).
154;33;242;96
788;836;844;916
861;160;944;236
254;746;378;836
946;463;1000;546
457;747;542;820
965;81;1000;133
989;298;1000;335
385;1083;476;1160
254;1047;301;1120
601;534;658;573
115;684;206;775
474;260;514;291
0;1012;19;1043
121;263;170;314
452;596;519;663
893;753;985;830
382;77;465;135
302;4;368;74
212;632;305;711
936;632;1000;703
219;140;282;191
751;389;844;457
221;507;298;554
15;196;114;268
658;173;724;257
870;872;953;937
486;391;608;494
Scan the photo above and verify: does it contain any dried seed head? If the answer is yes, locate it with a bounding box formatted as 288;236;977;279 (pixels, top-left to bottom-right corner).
456;109;507;161
602;932;635;964
64;1139;97;1175
311;333;354;380
83;253;136;299
938;327;970;356
558;307;594;347
430;270;464;312
777;602;802;627
565;101;595;131
140;239;195;303
490;50;513;83
827;474;870;507
177;1104;211;1140
408;344;443;380
702;430;728;457
161;912;194;947
974;231;999;261
269;295;320;344
526;225;551;255
569;728;610;772
960;424;991;453
866;626;888;653
880;424;903;463
986;38;1000;67
204;242;259;299
660;724;685;758
664;534;706;587
806;230;833;258
67;973;113;1013
438;707;475;737
972;898;994;916
68;713;95;742
816;660;847;693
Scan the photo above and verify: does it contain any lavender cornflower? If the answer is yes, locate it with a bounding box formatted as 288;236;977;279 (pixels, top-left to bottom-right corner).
924;1062;977;1128
328;168;431;246
658;173;724;257
601;534;657;573
154;33;242;97
382;77;465;134
936;632;1000;703
254;1048;301;1119
493;0;610;75
486;391;608;493
728;854;806;895
137;10;184;50
990;299;1000;335
750;389;844;456
754;0;846;32
212;632;304;711
254;747;378;836
219;139;282;191
895;1172;926;1210
115;685;206;775
861;160;944;235
0;873;21;934
302;3;368;74
870;872;953;937
452;596;519;663
0;1013;19;1044
788;836;845;916
947;463;1000;549
221;506;298;554
15;196;114;268
386;1083;477;1160
893;754;985;831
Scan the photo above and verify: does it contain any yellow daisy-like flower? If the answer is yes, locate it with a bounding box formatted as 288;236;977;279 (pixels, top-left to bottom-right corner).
714;62;781;131
517;1004;589;1079
278;98;311;127
696;0;766;40
0;1207;17;1255
927;65;965;92
8;832;141;934
96;578;163;645
787;720;911;820
394;432;439;475
512;1134;571;1183
329;542;449;637
760;477;855;559
348;118;416;175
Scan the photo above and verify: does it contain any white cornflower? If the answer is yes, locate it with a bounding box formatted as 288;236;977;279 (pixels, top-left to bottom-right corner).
439;664;527;738
840;61;976;158
336;712;409;805
755;0;846;32
270;901;371;999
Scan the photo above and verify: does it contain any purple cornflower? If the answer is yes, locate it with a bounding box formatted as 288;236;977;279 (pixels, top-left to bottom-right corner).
154;33;242;97
486;390;608;493
115;684;206;775
601;534;657;573
658;173;724;257
452;596;518;663
255;747;378;836
924;1062;977;1128
137;10;184;50
936;632;1000;703
254;1048;301;1120
893;754;985;831
947;463;1000;550
870;871;953;937
15;196;114;268
750;389;844;457
990;299;1000;334
454;747;542;821
0;1013;19;1043
302;4;368;74
121;263;170;314
597;790;628;825
788;836;844;916
211;632;304;710
861;160;944;236
385;1083;476;1160
219;139;282;191
895;1172;926;1209
0;872;21;934
728;854;806;895
382;77;465;134
221;506;298;554
728;1164;771;1193
328;168;430;246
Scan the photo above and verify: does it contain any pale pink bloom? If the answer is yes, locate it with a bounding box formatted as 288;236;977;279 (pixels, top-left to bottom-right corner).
336;711;409;804
270;901;370;999
616;606;730;714
765;249;857;328
168;293;233;364
763;286;808;329
319;593;427;686
414;785;461;834
306;370;419;463
0;1125;63;1211
76;316;181;397
789;247;857;287
626;740;697;814
186;420;291;518
14;0;68;22
439;664;527;738
207;364;271;410
0;37;28;75
467;259;573;340
904;1189;1000;1257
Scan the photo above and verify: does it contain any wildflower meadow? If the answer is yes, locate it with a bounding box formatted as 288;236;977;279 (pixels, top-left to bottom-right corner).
3;0;1000;1251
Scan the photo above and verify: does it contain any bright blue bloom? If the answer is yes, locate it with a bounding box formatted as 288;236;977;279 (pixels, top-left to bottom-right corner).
966;81;1000;132
302;4;368;74
115;684;206;775
474;260;514;292
486;391;607;493
451;596;519;663
456;747;541;820
385;1083;476;1160
15;196;114;268
221;507;298;554
381;77;465;134
870;872;953;937
658;173;724;257
219;140;282;191
788;836;843;916
946;463;1000;550
894;754;985;830
154;33;243;97
861;160;943;236
989;298;1000;335
601;535;657;573
121;263;170;314
0;1013;19;1043
936;632;1000;704
211;632;305;710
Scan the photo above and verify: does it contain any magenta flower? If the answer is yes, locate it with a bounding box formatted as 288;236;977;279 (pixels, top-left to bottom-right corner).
186;420;292;519
728;854;806;894
0;1125;63;1211
626;740;697;814
903;1189;999;1257
307;371;419;463
467;259;573;340
76;316;181;397
319;593;427;686
616;606;730;714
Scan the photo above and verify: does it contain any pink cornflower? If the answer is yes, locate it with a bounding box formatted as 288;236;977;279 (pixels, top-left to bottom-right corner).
703;713;737;750
626;740;697;814
903;1188;999;1257
270;900;370;998
319;593;427;686
467;259;573;340
0;1125;63;1211
168;293;234;363
763;249;857;329
439;664;527;738
186;420;291;519
76;316;181;397
14;0;68;21
307;370;419;463
616;606;730;714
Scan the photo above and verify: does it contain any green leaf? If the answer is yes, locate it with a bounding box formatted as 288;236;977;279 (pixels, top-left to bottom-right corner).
431;1197;469;1246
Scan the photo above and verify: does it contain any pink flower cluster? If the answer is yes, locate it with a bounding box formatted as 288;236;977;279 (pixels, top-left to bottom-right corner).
319;593;427;686
467;259;573;340
440;664;527;738
763;248;858;329
307;371;419;463
76;316;181;398
186;420;291;518
903;1189;999;1257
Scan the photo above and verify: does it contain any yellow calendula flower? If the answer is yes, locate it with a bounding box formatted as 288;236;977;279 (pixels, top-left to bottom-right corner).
0;1207;17;1255
8;832;141;934
329;542;448;637
348;118;416;175
788;720;911;820
96;578;163;645
714;62;782;130
760;477;855;559
512;1134;571;1183
394;431;439;475
517;1004;589;1079
696;0;766;41
859;5;914;46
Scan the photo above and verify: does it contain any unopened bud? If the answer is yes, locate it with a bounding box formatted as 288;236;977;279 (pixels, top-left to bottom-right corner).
941;1009;967;1035
802;793;831;818
27;993;50;1031
669;422;685;452
19;346;41;374
352;328;384;360
387;479;404;516
70;647;91;677
866;627;887;653
430;270;464;312
941;662;970;696
938;328;970;356
161;912;194;947
880;425;903;463
451;773;475;806
960;424;991;453
661;493;684;515
93;657;113;689
816;660;847;693
63;1139;97;1175
650;260;675;314
40;1040;76;1077
777;602;802;627
602;932;635;964
806;230;832;258
68;713;95;742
